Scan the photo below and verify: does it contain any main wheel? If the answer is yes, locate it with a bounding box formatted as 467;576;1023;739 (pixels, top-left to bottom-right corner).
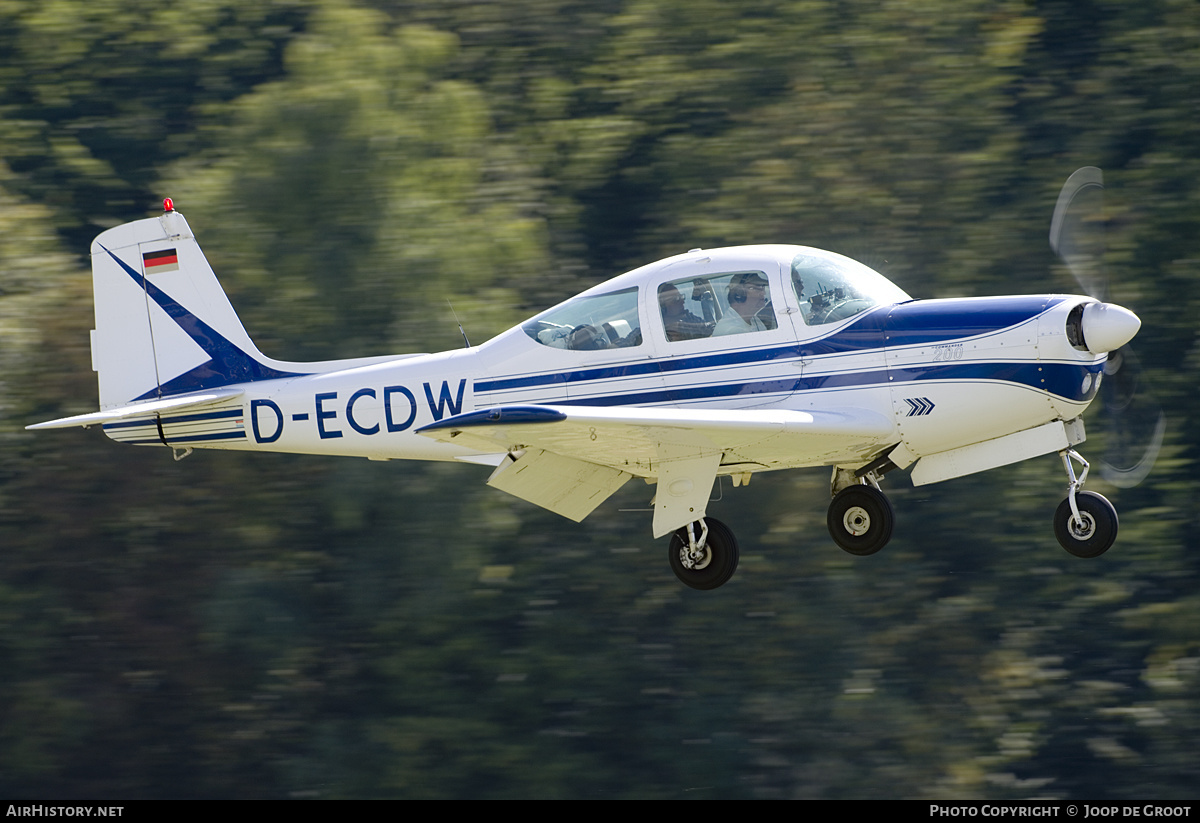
668;517;740;590
827;485;894;556
1054;491;1118;558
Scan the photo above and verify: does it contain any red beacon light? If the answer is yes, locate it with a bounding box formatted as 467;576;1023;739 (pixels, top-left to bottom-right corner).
163;197;175;213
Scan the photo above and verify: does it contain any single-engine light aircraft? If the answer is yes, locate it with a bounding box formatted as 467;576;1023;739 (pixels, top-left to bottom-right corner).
30;170;1162;589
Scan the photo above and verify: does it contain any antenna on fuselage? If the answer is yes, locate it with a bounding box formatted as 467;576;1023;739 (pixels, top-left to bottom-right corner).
446;300;471;348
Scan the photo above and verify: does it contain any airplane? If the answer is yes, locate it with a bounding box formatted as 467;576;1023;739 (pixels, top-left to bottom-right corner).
29;170;1160;590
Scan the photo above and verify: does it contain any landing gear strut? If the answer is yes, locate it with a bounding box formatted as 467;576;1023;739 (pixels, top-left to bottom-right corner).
1054;448;1118;557
668;517;739;590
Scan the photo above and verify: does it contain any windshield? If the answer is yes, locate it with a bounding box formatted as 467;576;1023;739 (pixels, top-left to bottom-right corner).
790;251;909;325
521;287;642;351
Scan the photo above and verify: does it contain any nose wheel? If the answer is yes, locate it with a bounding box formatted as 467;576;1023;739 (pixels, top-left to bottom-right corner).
668;517;739;589
1054;492;1118;557
1054;449;1118;557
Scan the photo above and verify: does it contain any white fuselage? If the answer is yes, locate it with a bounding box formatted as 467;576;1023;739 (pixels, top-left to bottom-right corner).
107;290;1106;481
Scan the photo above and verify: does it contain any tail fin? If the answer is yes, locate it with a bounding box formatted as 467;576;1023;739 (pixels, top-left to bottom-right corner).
90;204;302;409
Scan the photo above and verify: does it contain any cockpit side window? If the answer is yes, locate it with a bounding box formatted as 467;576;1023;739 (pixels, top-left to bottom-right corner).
658;271;776;342
791;252;909;326
522;287;642;351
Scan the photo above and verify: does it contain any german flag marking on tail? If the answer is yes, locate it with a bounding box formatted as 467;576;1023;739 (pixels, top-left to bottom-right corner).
143;248;179;273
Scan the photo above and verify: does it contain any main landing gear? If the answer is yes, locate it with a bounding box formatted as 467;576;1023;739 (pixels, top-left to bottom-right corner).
826;464;896;557
827;484;895;556
668;517;740;590
1054;448;1118;557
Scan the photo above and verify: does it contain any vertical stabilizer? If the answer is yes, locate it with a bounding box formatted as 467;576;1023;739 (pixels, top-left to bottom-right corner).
90;205;301;409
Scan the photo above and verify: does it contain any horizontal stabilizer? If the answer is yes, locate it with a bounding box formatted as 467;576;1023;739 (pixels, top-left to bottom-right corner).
26;388;245;431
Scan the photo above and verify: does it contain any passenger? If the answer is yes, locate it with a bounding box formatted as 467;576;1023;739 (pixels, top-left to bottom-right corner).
713;272;777;335
658;283;712;341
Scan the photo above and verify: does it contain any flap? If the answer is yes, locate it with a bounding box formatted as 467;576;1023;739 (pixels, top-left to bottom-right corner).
487;449;632;522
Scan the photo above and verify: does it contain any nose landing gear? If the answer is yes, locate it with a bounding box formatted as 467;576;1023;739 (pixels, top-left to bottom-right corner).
1054;449;1118;557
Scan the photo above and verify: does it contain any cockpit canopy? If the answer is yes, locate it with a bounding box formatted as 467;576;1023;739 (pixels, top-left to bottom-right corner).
518;246;909;352
789;250;910;326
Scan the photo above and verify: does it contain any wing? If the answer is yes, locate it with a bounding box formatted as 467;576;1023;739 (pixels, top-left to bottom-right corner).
417;404;894;536
26;387;245;430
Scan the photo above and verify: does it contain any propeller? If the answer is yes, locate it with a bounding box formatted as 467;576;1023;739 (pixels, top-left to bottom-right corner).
1049;167;1165;487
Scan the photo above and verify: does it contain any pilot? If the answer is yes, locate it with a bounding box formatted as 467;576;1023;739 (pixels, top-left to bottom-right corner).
714;271;777;335
567;324;611;350
658;283;712;341
568;321;641;350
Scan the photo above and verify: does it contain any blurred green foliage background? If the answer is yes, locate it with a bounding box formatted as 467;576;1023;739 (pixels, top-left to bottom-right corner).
2;0;1198;799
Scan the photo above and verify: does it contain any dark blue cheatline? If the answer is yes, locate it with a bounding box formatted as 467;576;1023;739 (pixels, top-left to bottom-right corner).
547;360;1103;409
476;297;1063;397
101;407;243;430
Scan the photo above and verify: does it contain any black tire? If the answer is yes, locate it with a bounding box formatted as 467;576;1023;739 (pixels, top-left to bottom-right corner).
827;485;894;556
668;517;740;590
1054;491;1118;558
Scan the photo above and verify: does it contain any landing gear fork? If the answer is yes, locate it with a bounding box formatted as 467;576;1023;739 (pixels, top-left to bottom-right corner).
1054;448;1119;558
1060;448;1090;528
681;519;710;568
668;517;739;590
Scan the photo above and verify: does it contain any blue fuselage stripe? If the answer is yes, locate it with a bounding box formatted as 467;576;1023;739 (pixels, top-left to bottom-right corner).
479;359;1102;410
164;431;247;443
101;408;244;430
111;431;247;445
